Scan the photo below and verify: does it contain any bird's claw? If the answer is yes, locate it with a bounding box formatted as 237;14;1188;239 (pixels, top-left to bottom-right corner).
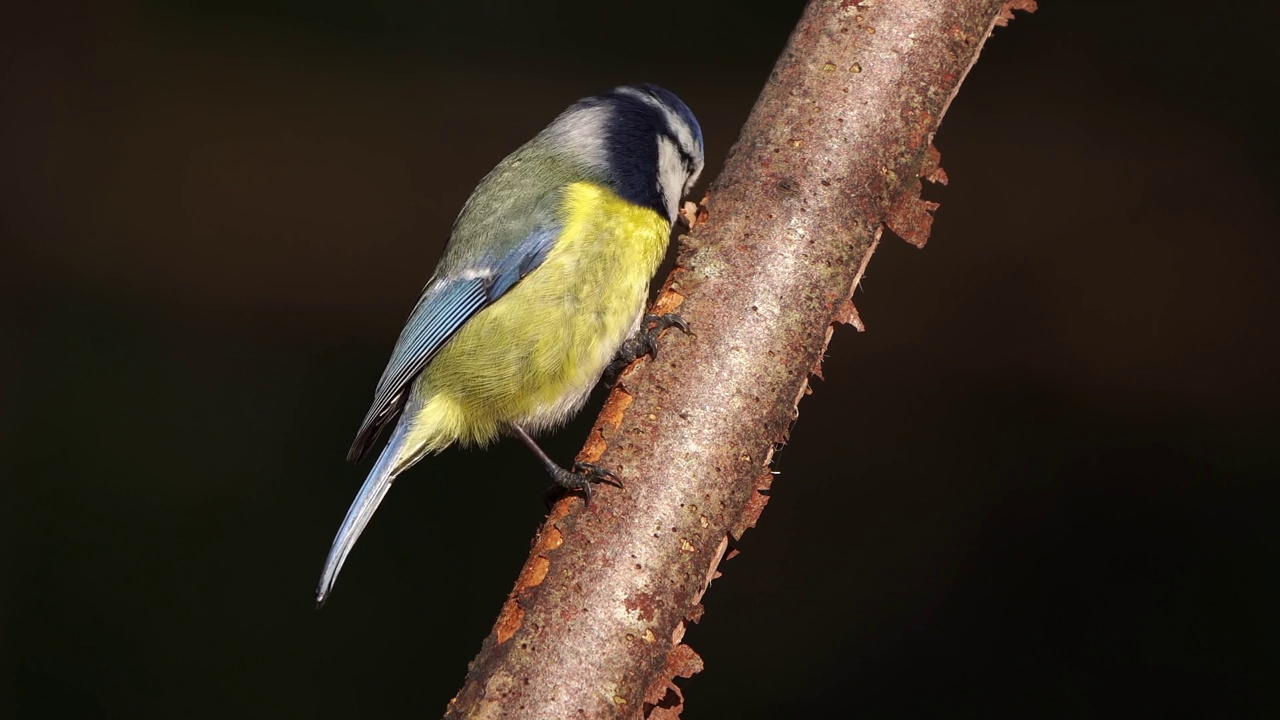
645;313;690;337
604;313;691;385
573;461;623;488
545;462;623;506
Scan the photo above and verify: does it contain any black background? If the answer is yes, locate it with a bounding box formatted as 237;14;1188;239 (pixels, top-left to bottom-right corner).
3;1;1277;717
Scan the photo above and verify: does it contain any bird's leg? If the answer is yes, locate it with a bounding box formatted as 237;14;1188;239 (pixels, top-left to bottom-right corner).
603;313;691;386
511;424;621;505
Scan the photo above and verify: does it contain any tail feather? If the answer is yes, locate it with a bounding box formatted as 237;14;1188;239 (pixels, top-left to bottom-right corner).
315;419;412;607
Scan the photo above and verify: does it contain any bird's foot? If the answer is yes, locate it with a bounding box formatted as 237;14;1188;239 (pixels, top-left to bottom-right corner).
604;313;691;385
544;462;623;506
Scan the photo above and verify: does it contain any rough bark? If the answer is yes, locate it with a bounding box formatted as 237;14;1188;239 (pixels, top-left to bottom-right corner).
445;1;1036;717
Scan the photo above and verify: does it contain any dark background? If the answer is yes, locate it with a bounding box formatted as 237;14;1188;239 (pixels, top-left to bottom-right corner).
3;1;1277;717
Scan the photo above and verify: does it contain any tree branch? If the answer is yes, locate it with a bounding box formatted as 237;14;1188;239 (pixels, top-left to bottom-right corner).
445;0;1035;717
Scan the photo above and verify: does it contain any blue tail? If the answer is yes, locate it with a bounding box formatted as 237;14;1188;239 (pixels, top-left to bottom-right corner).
315;419;413;607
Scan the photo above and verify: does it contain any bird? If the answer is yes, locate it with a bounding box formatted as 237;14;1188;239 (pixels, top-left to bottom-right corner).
315;84;705;606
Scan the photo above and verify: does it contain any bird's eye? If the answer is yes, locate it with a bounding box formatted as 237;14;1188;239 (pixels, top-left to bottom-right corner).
678;151;694;176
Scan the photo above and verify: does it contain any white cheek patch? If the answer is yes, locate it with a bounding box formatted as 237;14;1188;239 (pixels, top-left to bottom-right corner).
656;135;686;222
684;161;704;197
549;104;611;172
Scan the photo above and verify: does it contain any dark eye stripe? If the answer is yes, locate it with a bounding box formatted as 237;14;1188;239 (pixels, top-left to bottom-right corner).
659;128;697;169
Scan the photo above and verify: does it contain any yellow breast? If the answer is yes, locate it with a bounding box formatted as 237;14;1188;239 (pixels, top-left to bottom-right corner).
404;182;672;451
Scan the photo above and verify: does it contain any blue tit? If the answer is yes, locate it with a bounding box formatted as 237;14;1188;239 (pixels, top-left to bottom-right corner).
316;84;705;606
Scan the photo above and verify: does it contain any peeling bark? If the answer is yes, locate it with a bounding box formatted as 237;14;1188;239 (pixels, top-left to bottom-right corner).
444;1;1036;717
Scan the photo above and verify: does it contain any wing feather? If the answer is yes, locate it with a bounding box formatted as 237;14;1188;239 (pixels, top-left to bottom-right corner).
346;226;559;462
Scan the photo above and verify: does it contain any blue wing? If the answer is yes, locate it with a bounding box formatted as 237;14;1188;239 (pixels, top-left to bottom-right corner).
346;226;559;461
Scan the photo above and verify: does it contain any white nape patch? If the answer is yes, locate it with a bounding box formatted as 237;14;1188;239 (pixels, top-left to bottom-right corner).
546;103;611;172
616;86;697;158
656;135;686;223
